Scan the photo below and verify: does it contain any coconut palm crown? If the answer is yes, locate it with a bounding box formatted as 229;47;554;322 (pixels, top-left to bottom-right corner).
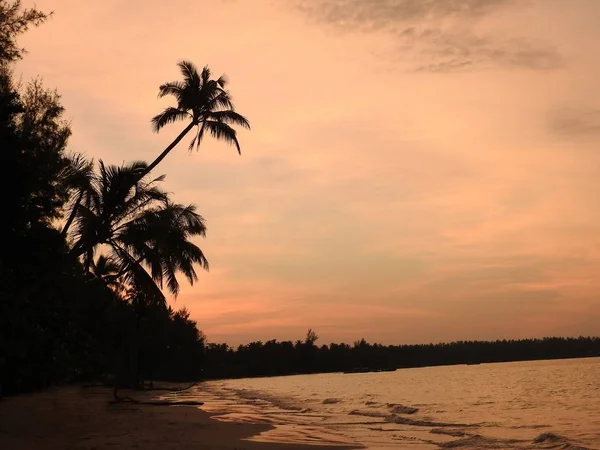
144;60;250;177
66;159;209;302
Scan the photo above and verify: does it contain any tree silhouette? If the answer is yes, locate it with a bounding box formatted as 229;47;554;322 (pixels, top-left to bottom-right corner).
0;1;48;62
200;335;600;380
306;329;319;346
1;0;211;395
66;159;209;301
144;60;250;177
5;77;71;235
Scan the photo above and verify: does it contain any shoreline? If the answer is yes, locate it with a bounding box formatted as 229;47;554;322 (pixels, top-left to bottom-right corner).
0;385;361;450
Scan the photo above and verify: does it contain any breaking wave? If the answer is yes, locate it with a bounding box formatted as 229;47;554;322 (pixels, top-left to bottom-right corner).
349;409;389;418
439;434;525;448
385;415;480;428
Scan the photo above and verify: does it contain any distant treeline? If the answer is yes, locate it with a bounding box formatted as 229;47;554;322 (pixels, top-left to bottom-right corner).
200;333;600;379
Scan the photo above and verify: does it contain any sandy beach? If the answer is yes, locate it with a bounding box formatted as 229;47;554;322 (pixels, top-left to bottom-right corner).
0;385;357;450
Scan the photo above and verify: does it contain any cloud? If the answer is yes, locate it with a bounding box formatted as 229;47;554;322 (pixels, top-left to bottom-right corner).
292;0;518;28
290;0;562;72
549;107;600;138
411;33;563;72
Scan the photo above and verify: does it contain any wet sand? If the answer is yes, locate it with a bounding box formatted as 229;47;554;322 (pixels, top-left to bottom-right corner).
0;385;359;450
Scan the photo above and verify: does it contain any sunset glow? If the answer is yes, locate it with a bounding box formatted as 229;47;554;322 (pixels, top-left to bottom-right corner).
18;0;600;345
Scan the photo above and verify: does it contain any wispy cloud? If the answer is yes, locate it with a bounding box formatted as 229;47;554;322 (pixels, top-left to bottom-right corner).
290;0;562;72
292;0;518;27
549;107;600;138
411;33;563;72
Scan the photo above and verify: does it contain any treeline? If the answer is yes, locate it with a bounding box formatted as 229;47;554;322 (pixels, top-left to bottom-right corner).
0;2;248;395
201;333;600;379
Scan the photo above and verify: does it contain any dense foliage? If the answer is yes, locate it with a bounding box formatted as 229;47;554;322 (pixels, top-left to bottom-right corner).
0;2;208;395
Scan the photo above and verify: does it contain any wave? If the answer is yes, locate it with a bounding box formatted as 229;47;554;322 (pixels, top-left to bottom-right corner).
227;388;307;412
439;434;525;448
362;401;418;414
531;432;591;450
435;433;591;450
349;409;389;419
430;429;468;437
202;378;597;450
533;433;567;444
385;415;480;428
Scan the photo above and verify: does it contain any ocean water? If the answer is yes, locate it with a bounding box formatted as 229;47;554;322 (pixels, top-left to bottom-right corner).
172;357;600;449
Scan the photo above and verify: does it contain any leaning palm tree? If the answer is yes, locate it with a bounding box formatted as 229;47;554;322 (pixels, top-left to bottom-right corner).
143;60;250;177
66;159;209;302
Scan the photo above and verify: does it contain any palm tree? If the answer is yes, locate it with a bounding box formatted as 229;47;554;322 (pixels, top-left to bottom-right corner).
66;159;209;302
143;60;250;177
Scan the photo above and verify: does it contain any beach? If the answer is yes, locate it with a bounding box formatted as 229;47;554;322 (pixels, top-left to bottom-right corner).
1;358;598;450
0;385;358;450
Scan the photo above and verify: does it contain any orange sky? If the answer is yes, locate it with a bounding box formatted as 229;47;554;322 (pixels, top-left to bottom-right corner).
18;0;600;345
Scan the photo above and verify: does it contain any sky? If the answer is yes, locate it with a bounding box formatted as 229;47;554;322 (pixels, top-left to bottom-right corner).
17;0;600;346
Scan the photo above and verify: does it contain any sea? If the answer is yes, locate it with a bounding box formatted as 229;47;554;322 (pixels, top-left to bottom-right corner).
167;357;600;449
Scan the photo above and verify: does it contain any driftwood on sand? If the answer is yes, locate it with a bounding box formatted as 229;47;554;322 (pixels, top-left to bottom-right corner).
142;380;201;392
84;379;201;393
109;380;204;406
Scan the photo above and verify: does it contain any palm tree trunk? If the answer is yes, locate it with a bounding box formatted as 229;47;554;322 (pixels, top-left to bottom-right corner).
142;121;196;178
61;190;84;237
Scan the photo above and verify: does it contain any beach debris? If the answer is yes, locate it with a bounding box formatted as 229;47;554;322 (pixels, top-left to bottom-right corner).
388;403;419;414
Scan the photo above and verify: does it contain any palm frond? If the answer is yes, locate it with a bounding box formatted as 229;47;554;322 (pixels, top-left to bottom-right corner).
60;153;96;232
111;181;169;227
151;107;191;133
92;254;120;278
208;110;251;129
61;152;94;188
188;122;205;151
203;120;242;153
199;65;212;86
112;242;166;305
173;203;207;236
163;262;180;297
157;80;186;100
178;239;209;275
216;73;229;88
178;60;201;89
204;89;235;111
